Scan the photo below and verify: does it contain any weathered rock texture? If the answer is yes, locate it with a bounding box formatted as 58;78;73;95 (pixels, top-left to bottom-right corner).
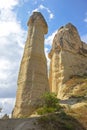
49;23;87;129
12;12;49;118
49;23;87;99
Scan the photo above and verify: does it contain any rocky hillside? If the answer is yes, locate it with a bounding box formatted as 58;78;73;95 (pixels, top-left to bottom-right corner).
0;113;86;130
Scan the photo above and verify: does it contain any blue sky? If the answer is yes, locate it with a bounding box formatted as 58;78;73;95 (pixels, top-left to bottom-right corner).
0;0;87;116
16;0;87;35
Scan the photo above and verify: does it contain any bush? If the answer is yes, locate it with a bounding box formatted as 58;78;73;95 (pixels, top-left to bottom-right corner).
37;107;57;115
38;113;74;130
43;92;60;108
37;92;62;115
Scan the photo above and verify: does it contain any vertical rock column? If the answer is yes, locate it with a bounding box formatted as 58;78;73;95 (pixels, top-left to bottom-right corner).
49;23;87;99
12;12;49;118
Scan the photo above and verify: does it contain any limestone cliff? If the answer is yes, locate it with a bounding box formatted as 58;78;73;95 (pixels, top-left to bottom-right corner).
49;23;87;129
12;12;49;118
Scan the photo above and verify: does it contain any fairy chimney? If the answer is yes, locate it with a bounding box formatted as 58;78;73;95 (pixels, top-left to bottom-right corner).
12;12;49;118
49;23;87;99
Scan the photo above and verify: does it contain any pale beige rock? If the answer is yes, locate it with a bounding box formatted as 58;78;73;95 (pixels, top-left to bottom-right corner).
12;12;49;118
49;23;87;99
49;23;87;129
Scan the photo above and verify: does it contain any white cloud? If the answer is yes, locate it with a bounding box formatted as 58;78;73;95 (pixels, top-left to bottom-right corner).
0;0;19;9
0;21;21;37
0;0;26;109
0;59;11;71
49;13;54;19
0;0;27;117
0;58;12;80
45;30;57;46
32;4;54;20
82;13;87;43
33;8;38;12
84;18;87;23
45;47;50;73
0;0;26;114
44;30;57;73
0;98;15;117
81;34;87;43
39;4;45;9
84;12;87;23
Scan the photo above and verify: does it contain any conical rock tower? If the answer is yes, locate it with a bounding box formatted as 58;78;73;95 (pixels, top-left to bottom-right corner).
12;12;49;118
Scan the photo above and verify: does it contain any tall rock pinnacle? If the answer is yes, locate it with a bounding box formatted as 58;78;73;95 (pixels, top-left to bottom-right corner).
12;12;49;118
49;23;87;99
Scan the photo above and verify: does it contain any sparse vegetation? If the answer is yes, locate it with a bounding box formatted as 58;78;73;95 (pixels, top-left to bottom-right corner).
37;112;85;130
37;92;62;115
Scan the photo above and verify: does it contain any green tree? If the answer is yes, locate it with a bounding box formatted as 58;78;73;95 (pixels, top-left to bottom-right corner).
37;92;62;115
43;92;59;108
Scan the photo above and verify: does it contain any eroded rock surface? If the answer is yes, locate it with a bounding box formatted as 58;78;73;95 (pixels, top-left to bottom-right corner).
49;23;87;99
12;12;49;118
49;23;87;129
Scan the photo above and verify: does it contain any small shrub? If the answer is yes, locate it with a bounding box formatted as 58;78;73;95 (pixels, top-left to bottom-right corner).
60;111;67;118
64;123;73;130
38;114;74;130
43;92;60;108
37;92;62;115
37;107;57;115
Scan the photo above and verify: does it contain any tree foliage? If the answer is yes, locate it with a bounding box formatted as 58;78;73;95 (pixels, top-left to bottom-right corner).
37;92;62;115
43;92;60;108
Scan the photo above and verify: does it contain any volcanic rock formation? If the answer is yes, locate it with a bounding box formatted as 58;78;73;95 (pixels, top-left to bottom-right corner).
49;23;87;99
12;12;49;118
49;23;87;128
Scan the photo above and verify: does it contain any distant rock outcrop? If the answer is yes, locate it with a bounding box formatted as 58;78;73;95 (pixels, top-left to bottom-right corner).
49;23;87;99
12;12;49;118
